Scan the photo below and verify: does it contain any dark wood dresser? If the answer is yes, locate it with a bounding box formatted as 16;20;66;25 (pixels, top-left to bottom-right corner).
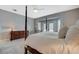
11;31;25;41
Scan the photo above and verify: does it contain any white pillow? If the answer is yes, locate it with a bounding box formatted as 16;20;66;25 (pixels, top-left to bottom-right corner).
64;21;79;53
58;26;68;39
65;25;79;44
75;20;79;25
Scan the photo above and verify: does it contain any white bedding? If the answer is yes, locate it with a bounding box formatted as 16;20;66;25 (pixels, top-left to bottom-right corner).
0;38;24;54
25;20;79;54
25;32;79;54
25;32;66;54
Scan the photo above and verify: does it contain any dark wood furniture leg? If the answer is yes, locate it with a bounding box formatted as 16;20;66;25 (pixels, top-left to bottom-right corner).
25;46;42;54
24;47;27;54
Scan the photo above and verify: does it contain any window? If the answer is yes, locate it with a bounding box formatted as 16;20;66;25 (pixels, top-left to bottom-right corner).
58;20;61;32
37;22;41;31
49;23;54;32
43;23;46;32
36;18;61;33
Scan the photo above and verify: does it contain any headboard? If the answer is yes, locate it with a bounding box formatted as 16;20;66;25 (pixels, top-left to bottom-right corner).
10;31;25;41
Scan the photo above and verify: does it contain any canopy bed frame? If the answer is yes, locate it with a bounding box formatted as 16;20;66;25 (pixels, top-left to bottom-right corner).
25;45;42;54
24;6;40;54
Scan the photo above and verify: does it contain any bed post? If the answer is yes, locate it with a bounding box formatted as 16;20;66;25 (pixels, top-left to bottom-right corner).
24;5;27;54
25;6;27;40
24;47;27;54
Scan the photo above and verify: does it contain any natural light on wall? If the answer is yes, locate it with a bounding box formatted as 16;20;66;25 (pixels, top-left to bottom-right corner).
43;23;46;32
37;22;41;31
58;19;61;32
37;19;61;32
49;23;54;32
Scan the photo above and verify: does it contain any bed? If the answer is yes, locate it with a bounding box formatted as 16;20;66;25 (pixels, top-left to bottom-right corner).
25;32;65;54
25;22;79;54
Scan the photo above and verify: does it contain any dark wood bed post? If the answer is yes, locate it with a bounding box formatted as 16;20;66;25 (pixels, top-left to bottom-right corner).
24;6;27;54
24;6;42;54
25;6;27;40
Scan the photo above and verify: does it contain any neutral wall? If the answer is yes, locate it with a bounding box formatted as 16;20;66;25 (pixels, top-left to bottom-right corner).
34;8;79;32
62;8;79;27
47;8;79;27
0;9;25;31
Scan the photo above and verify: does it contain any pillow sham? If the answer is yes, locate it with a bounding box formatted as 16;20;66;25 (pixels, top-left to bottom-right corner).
65;25;79;44
58;26;68;39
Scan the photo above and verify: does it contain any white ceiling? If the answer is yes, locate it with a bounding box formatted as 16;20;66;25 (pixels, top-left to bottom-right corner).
0;5;79;18
27;5;79;18
0;5;26;16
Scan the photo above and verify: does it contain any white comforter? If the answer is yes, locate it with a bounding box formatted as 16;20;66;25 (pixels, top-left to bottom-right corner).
25;32;79;54
25;32;66;54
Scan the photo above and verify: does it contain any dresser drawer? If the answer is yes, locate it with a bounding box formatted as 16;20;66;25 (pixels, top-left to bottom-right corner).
11;31;25;41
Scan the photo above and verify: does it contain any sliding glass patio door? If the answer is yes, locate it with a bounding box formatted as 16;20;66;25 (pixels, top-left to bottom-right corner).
37;18;61;33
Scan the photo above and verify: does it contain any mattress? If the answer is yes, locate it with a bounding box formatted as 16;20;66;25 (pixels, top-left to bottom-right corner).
25;32;65;54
